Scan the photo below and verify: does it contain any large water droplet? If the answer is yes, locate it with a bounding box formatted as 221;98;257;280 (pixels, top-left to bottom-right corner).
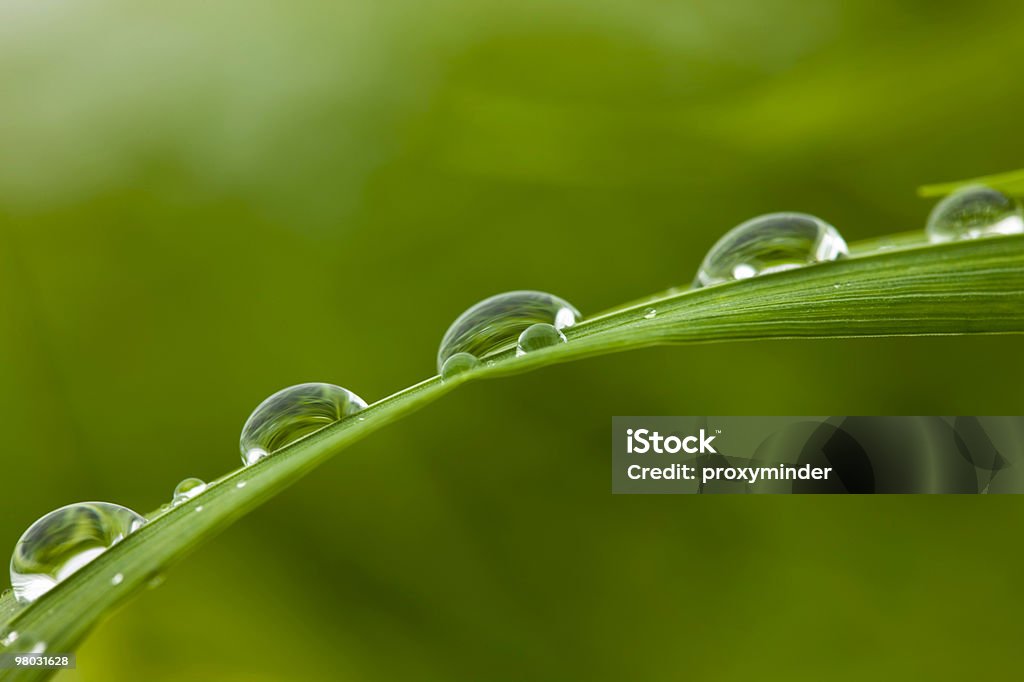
926;185;1024;243
437;291;580;372
10;502;146;604
516;323;566;356
440;352;480;381
172;478;206;506
240;383;367;465
694;212;848;287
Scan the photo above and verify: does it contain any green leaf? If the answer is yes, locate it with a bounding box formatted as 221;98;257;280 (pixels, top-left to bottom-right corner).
918;167;1024;197
2;234;1023;681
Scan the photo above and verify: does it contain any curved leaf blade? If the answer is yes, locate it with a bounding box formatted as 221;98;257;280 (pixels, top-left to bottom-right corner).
918;167;1024;197
1;234;1022;681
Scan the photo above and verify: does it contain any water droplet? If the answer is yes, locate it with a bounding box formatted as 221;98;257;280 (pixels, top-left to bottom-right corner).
236;481;247;489
643;308;657;319
146;572;166;590
171;478;206;506
195;506;204;513
159;504;171;514
926;185;1024;243
29;641;45;654
240;383;367;465
440;352;480;380
9;502;146;604
110;572;124;586
437;291;581;372
694;212;848;287
1;631;18;647
516;323;566;356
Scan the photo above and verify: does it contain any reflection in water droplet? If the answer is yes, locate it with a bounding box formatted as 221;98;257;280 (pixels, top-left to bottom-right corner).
643;308;657;319
243;448;268;466
437;291;580;372
440;352;480;380
111;573;124;586
732;263;757;280
172;478;206;506
240;383;367;465
516;323;567;356
694;212;848;287
926;185;1024;243
9;502;145;604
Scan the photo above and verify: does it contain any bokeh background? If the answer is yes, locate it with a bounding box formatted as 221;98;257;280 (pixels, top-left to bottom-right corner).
3;0;1024;679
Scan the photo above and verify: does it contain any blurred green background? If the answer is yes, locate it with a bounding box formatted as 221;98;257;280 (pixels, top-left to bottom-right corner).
3;0;1024;679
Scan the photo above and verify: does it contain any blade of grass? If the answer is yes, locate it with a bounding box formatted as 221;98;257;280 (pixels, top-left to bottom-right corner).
918;167;1024;197
1;234;1023;681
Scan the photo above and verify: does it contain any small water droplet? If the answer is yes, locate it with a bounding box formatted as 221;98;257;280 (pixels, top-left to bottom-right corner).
159;504;171;514
146;572;166;590
516;323;566;356
437;291;581;372
1;631;18;647
643;308;657;319
236;481;247;489
111;573;124;586
694;213;848;287
240;383;367;465
171;478;206;506
926;185;1024;243
29;641;45;654
195;506;204;513
440;352;480;380
9;502;146;604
